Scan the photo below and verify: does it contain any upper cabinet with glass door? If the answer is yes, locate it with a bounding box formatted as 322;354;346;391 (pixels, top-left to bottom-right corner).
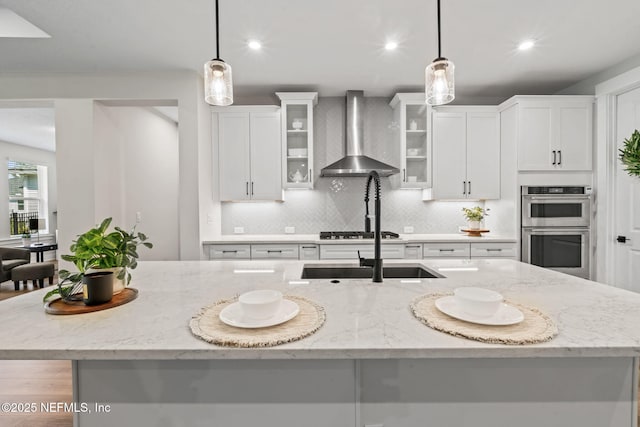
390;93;430;188
276;92;318;189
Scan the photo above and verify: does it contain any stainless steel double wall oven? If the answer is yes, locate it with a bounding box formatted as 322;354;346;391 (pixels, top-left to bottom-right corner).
521;186;592;279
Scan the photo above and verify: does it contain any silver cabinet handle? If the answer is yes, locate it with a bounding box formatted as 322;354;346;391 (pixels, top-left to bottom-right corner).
246;182;249;195
552;150;557;165
463;181;466;195
558;150;562;165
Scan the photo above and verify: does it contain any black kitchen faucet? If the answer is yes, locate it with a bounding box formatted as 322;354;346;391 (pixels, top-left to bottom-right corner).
360;170;383;282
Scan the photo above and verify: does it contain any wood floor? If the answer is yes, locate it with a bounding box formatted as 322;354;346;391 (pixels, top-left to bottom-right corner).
0;360;72;427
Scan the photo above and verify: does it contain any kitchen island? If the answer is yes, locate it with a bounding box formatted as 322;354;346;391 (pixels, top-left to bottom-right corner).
0;258;639;426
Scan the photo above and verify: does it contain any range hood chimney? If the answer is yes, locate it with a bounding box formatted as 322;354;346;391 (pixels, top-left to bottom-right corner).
321;90;399;177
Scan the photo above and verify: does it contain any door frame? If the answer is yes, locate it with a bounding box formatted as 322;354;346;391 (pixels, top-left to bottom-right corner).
594;66;640;284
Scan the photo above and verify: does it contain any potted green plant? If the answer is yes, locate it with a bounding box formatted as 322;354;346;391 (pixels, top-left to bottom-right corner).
462;206;489;230
619;129;640;177
43;218;152;302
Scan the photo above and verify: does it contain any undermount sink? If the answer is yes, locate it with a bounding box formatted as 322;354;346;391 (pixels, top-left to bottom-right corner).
300;264;444;280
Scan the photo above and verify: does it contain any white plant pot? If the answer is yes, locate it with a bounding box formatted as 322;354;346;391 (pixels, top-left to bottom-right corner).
22;237;31;247
467;220;482;230
86;267;126;295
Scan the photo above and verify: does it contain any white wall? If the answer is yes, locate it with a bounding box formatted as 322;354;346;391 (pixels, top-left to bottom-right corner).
93;104;179;261
0;139;57;238
0;72;213;260
558;52;640;95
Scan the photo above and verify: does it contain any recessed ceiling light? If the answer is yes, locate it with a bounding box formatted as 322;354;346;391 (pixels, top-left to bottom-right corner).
248;40;262;50
518;40;535;51
385;41;398;51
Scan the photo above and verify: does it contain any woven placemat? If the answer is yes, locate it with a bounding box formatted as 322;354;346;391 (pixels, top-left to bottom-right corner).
190;295;325;348
410;293;557;345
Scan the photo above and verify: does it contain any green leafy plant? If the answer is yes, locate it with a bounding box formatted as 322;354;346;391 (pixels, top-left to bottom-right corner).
462;206;489;222
43;218;152;302
619;130;640;177
21;232;31;239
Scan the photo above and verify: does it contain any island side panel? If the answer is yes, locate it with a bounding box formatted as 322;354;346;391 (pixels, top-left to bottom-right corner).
360;357;637;427
75;360;356;427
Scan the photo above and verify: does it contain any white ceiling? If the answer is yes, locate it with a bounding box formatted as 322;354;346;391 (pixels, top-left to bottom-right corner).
5;0;640;151
0;0;639;99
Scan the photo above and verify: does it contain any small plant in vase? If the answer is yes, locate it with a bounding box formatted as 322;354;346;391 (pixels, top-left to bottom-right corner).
43;218;152;302
462;206;489;230
21;232;32;246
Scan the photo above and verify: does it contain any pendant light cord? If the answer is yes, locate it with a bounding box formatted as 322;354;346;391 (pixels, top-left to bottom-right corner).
437;0;441;58
215;0;220;59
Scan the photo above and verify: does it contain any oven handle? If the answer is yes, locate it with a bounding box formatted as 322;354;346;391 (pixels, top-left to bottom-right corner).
523;228;589;234
524;196;591;201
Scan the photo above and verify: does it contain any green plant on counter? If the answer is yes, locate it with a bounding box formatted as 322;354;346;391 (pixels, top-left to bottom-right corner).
619;130;640;177
43;217;153;302
462;206;489;222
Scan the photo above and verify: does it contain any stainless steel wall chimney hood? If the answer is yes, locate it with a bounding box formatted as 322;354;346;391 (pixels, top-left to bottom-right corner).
321;90;399;177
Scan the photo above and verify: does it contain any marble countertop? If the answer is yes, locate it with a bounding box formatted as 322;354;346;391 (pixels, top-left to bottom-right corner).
203;233;517;244
1;259;639;360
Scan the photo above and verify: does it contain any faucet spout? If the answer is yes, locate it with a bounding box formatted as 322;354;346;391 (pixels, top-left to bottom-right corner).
364;170;383;282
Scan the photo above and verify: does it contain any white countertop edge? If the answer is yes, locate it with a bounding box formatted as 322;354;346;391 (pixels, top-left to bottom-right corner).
203;234;518;245
2;347;639;360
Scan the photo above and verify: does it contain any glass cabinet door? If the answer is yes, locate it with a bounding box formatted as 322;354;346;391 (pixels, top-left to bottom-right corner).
284;103;311;187
404;103;428;186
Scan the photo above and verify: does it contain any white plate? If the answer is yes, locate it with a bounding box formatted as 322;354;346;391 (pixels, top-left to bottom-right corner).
434;296;524;326
219;299;300;329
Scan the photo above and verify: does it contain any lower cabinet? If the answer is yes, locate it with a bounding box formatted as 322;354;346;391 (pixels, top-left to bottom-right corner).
206;242;516;261
251;244;299;259
319;244;405;260
209;244;251;260
424;242;517;259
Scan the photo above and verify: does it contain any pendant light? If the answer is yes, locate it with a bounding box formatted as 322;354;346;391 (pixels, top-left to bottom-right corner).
204;0;233;106
425;0;454;105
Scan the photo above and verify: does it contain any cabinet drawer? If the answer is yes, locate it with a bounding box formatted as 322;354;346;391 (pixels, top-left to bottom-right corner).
209;244;251;260
320;244;405;260
470;242;517;258
251;244;299;259
404;244;423;259
299;244;319;260
423;243;470;258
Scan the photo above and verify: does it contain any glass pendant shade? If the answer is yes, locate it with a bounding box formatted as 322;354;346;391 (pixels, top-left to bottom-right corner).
204;59;233;106
425;58;454;105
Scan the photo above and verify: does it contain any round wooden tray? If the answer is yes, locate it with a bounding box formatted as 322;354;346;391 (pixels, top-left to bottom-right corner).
461;229;490;237
44;288;138;315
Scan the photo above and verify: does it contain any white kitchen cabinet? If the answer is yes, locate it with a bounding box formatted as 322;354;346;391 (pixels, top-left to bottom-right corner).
214;106;283;201
276;92;318;189
251;244;299;259
503;96;593;171
423;242;471;258
320;244;405;260
430;107;500;200
208;244;251;260
299;244;320;260
470;242;517;258
390;93;431;188
404;244;423;259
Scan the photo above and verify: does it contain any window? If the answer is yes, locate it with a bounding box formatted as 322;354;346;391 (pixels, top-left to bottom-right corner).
8;160;48;236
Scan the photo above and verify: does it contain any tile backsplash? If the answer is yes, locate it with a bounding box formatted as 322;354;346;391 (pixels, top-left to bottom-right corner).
221;96;494;235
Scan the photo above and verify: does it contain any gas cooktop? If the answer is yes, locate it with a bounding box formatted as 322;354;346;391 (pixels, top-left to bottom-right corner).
319;231;400;240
